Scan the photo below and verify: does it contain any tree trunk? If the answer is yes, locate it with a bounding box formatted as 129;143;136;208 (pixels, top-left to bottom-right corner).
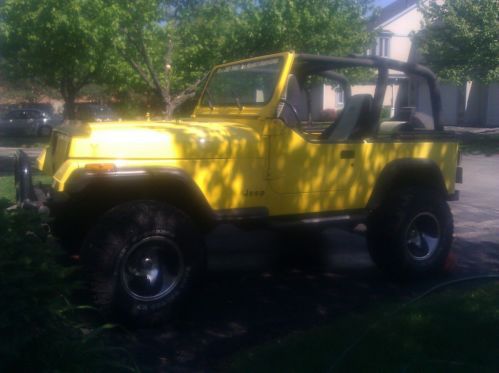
164;99;175;120
64;93;77;120
64;95;76;120
61;78;78;121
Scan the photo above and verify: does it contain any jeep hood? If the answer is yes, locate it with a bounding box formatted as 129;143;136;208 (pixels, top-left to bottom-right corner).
66;120;262;159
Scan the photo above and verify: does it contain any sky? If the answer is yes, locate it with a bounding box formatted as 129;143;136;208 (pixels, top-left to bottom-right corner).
375;0;394;7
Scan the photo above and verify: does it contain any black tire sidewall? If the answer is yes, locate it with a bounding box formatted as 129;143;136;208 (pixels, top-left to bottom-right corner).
82;201;204;325
367;188;453;277
398;191;452;273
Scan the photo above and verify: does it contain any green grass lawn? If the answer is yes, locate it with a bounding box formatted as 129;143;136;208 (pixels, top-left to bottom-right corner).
225;280;499;372
0;174;52;203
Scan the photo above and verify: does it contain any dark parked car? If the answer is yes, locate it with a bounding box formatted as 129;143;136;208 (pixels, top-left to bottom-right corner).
0;108;59;137
73;103;119;122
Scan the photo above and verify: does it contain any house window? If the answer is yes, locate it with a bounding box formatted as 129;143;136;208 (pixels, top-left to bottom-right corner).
335;86;344;108
375;36;390;57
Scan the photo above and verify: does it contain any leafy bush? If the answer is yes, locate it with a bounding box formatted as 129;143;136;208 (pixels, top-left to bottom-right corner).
0;199;135;372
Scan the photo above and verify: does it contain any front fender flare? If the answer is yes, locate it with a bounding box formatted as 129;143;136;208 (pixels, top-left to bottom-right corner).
64;166;215;225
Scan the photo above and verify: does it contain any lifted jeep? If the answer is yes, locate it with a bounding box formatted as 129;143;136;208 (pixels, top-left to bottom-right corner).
15;52;462;324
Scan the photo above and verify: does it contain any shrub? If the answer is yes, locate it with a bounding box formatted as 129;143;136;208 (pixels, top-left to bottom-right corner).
0;199;135;372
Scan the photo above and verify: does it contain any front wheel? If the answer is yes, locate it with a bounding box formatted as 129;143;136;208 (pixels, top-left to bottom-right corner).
82;200;205;325
366;188;453;278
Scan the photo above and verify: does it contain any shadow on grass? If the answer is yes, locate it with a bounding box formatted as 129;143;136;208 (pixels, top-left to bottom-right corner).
224;278;499;373
216;235;499;373
106;228;499;372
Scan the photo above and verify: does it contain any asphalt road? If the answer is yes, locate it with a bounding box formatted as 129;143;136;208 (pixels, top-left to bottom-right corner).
128;154;499;372
0;148;497;371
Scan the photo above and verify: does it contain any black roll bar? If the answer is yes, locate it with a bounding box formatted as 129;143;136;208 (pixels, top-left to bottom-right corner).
295;54;443;131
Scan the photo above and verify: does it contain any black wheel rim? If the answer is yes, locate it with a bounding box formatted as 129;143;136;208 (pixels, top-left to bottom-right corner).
120;236;184;301
406;212;441;261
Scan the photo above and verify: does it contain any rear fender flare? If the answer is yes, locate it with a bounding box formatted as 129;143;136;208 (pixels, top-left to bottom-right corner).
367;158;448;209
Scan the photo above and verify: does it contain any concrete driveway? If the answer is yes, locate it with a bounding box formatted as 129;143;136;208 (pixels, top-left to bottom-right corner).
126;154;499;372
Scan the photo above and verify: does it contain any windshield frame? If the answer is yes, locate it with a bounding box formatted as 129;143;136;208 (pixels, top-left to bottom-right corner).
199;56;285;109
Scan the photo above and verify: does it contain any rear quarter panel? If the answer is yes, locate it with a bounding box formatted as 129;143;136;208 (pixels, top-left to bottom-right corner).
346;140;459;210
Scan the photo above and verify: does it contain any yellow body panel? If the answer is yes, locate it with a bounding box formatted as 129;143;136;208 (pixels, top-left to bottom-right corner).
37;52;459;217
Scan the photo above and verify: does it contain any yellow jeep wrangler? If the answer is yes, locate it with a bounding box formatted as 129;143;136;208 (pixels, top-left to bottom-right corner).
15;52;462;324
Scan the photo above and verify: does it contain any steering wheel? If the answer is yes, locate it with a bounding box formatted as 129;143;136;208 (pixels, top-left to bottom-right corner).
278;98;302;127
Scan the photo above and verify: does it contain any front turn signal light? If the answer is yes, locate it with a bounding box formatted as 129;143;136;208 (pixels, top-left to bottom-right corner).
84;163;116;172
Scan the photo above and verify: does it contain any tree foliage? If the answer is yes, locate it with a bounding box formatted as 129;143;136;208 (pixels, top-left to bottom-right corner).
108;0;374;117
0;0;114;118
0;0;375;118
417;0;499;84
106;0;247;117
243;0;373;56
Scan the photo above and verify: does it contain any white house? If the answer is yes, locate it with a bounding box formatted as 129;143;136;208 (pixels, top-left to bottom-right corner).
320;0;499;127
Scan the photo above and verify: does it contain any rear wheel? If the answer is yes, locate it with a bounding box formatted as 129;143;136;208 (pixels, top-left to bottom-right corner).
82;200;205;325
366;188;453;278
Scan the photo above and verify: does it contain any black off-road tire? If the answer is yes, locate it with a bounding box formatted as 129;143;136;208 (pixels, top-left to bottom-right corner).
366;188;453;279
81;200;205;326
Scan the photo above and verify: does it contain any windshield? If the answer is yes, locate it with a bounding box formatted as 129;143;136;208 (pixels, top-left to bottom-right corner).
202;57;283;107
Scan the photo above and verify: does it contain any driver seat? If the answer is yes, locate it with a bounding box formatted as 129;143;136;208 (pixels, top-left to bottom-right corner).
322;94;373;141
